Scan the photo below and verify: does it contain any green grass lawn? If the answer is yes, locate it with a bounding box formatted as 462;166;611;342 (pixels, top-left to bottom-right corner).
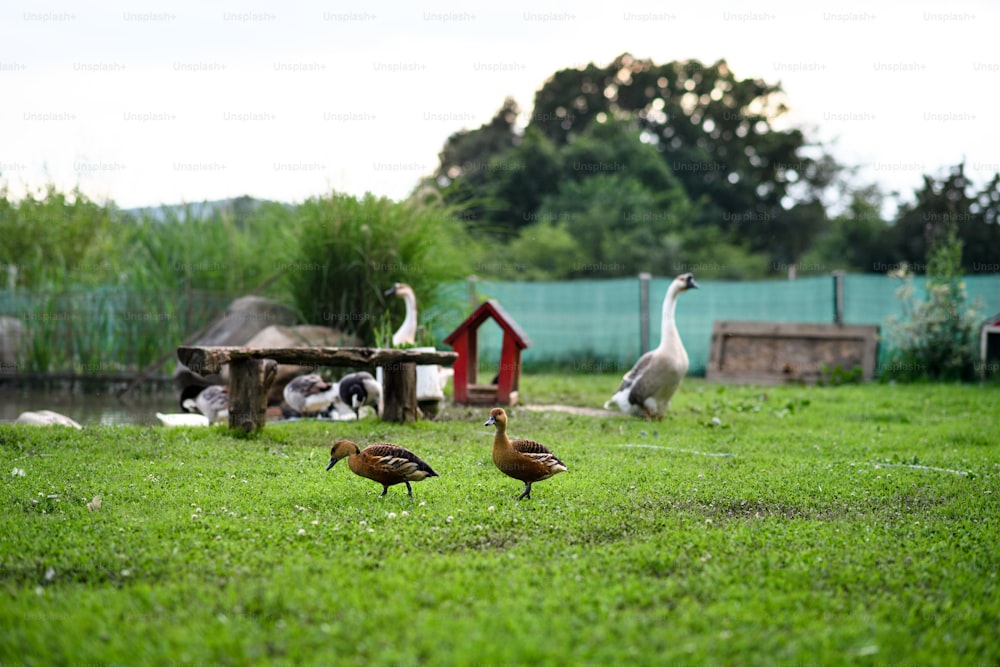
2;374;999;665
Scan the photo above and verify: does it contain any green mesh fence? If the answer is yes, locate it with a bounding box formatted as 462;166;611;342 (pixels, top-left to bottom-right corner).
436;274;1000;377
0;287;237;375
3;275;997;378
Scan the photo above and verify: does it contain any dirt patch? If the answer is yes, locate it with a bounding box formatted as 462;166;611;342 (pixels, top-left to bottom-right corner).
521;404;624;417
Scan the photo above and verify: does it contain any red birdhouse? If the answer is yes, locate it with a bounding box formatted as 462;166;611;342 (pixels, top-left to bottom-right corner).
444;299;531;406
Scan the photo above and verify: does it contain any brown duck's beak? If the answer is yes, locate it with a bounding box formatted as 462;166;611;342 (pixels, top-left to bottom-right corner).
484;415;496;426
326;458;338;471
383;285;397;297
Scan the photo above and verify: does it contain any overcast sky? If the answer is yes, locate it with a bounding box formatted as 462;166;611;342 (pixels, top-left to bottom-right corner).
1;0;996;211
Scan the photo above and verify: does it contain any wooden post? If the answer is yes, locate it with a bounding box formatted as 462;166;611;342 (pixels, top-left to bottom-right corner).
832;271;845;325
639;272;651;353
228;358;277;433
382;362;417;423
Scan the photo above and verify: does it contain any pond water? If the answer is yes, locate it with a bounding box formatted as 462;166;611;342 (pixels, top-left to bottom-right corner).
0;386;182;426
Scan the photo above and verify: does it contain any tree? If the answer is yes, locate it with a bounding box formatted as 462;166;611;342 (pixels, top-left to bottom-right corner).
813;185;891;273
886;163;1000;274
425;53;840;278
528;54;837;238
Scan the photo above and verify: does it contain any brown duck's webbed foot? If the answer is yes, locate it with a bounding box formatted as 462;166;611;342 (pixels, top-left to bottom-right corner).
380;486;389;497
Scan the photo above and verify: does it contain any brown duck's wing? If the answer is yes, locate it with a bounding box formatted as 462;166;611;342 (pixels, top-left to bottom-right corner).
362;443;439;479
510;438;552;455
511;438;567;470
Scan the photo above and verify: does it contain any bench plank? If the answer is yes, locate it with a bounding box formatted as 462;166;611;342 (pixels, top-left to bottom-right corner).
177;345;457;376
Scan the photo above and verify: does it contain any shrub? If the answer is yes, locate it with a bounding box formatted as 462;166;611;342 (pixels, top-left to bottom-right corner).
883;225;983;381
288;192;471;343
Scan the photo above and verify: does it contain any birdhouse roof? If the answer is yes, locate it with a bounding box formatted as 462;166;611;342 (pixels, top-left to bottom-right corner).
444;299;531;349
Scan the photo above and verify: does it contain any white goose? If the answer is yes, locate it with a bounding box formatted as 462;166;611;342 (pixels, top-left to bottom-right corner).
605;272;699;420
384;282;418;346
384;282;453;400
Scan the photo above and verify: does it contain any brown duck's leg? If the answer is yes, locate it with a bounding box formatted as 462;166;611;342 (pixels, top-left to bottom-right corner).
517;482;532;500
380;485;389;497
405;481;413;498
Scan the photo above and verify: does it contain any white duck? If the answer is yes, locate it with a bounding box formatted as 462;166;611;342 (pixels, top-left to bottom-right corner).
182;384;230;424
605;272;699;420
15;410;83;429
283;373;337;417
156;412;210;427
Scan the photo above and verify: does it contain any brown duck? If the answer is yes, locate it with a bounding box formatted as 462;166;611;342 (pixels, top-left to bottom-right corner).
484;408;567;500
326;439;438;498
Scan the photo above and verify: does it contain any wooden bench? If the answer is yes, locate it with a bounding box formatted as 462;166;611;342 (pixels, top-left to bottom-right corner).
176;346;458;432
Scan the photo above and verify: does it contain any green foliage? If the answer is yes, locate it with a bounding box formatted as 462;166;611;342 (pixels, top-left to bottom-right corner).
429;53;840;279
888;164;1000;274
817;363;864;386
288;192;471;343
884;225;984;381
0;184;116;288
492;220;587;280
0;187;296;373
1;377;998;664
122;199;296;295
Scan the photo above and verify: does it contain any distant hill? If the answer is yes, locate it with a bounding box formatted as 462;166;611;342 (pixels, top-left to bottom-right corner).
124;195;286;222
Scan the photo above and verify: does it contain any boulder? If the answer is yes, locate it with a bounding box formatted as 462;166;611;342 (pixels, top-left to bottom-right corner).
237;325;363;404
172;296;298;389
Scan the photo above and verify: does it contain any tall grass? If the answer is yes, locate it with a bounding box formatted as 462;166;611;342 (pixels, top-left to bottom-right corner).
289;192;472;343
0;188;299;374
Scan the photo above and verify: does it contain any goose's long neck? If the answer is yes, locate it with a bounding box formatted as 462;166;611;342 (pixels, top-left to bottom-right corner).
394;292;418;345
656;284;682;350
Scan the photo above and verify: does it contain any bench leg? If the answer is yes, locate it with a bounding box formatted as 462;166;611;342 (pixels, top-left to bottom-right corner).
382;362;417;423
229;358;277;433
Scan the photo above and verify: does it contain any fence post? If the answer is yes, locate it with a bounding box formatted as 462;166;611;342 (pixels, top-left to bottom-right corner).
832;271;844;325
639;272;652;353
467;275;479;310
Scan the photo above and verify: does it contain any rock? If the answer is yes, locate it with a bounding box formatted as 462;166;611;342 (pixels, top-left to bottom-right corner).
172;296;299;389
238;325;362;404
